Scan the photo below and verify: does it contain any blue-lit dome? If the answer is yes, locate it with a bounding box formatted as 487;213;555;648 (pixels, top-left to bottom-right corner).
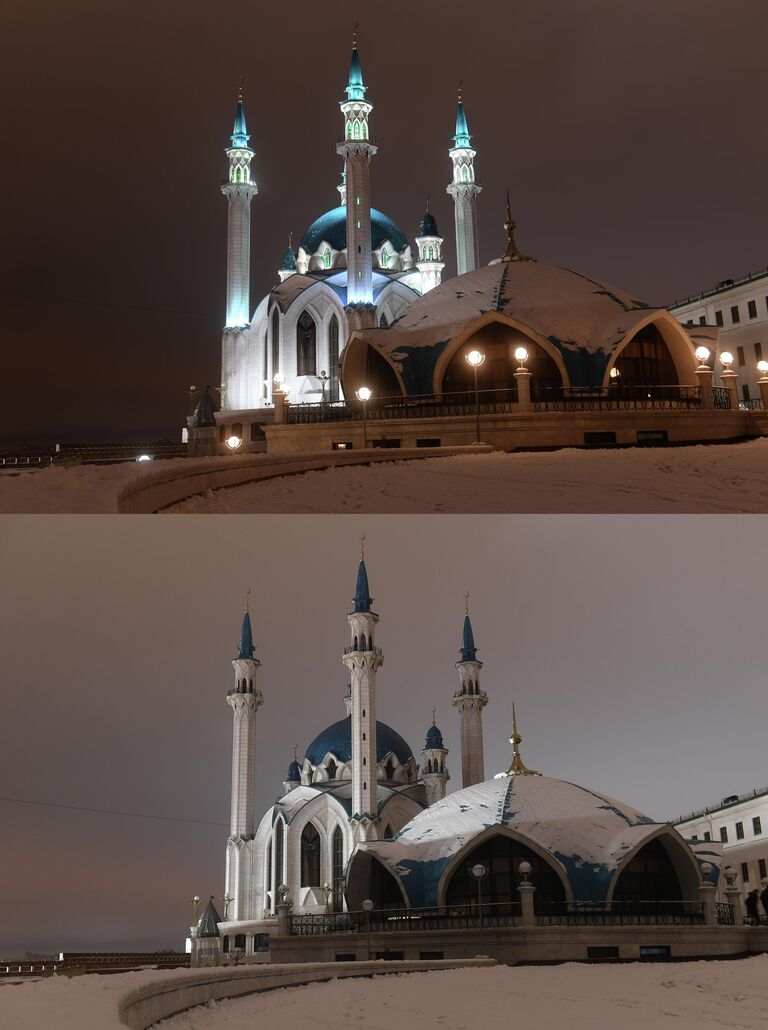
419;211;439;237
299;206;409;257
304;715;413;767
286;759;302;782
282;247;297;271
425;723;444;749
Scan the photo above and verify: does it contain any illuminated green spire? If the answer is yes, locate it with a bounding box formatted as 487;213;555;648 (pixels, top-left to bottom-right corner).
346;22;367;101
452;79;472;148
230;76;250;148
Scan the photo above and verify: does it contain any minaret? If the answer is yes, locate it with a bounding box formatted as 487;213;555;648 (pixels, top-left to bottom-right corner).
446;81;481;275
421;708;450;804
283;747;302;794
502;703;542;777
221;79;258;329
341;537;382;834
414;198;445;295
278;233;297;283
225;591;263;921
336;26;378;318
452;592;488;788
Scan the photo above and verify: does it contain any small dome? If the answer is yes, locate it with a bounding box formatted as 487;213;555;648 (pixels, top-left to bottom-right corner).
282;247;297;271
304;715;413;768
286;759;301;782
419;211;439;237
299;206;409;257
424;723;444;749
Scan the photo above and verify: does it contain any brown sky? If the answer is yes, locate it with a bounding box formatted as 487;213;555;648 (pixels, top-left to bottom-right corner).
0;514;765;953
2;0;767;443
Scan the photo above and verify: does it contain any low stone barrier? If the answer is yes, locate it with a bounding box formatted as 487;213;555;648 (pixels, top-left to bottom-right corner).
118;958;497;1029
116;445;493;513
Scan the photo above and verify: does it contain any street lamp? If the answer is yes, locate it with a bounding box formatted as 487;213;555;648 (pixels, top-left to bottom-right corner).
465;350;486;444
273;371;285;394
514;346;529;368
469;862;488;929
225;435;242;453
757;360;768;380
190;896;202;922
719;351;734;369
362;898;374;961
609;366;621;381
356;386;372;449
695;345;711;369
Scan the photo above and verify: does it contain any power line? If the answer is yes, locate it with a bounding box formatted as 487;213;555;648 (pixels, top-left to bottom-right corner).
0;795;229;828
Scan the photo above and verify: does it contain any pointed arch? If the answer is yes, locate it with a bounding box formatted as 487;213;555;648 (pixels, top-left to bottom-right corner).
606;827;702;905
296;310;317;375
301;822;322;886
603;311;698;389
273;817;285;910
332;825;345;912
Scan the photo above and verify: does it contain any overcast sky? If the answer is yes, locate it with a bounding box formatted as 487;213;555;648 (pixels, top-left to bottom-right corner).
0;514;765;953
2;0;767;443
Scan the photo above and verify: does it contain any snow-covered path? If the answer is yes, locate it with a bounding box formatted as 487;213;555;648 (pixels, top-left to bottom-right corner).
166;439;768;513
158;958;768;1030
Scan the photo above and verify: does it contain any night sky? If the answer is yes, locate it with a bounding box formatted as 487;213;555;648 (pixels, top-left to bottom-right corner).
1;515;765;953
3;0;767;445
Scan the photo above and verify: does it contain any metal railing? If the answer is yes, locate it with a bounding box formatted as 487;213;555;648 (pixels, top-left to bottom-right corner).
534;901;705;926
675;785;768;824
739;398;765;411
532;385;703;413
291;902;520;936
712;387;732;410
716;903;735;926
286;389;519;426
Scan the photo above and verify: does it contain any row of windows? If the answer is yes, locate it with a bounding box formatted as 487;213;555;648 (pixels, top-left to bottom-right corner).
686;298;767;328
740;857;767;884
691;814;762;842
734;342;764;366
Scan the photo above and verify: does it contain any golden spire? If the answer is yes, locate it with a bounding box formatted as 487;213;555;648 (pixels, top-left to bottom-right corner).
504;703;541;776
245;586;251;613
501;188;535;264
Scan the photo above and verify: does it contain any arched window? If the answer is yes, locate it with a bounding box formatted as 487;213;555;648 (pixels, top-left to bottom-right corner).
347;122;353;139
383;824;393;839
461;165;469;182
353;120;361;139
614;325;679;389
379;312;389;328
265;839;272;897
270;307;280;385
222;934;230;953
446;835;566;915
326;758;337;780
273;820;284;910
234;933;246;949
428;245;434;260
301;823;321;886
384;758;395;780
613;838;683;913
323;247;332;269
442;324;562;401
328;315;340;403
297;311;317;375
332;826;345;912
380;249;388;269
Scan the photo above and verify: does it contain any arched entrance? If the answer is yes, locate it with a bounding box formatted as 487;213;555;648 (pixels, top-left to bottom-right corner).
445;835;566;915
442;323;562;401
297;311;317;375
612;838;684;914
613;324;678;388
364;345;401;402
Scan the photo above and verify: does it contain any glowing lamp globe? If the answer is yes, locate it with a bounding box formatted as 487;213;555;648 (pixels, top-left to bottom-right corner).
226;435;242;452
273;372;285;387
362;899;374;912
514;346;529;365
719;351;734;369
609;367;621;379
695;346;711;363
465;350;485;368
356;386;372;402
758;360;768;376
470;863;487;880
136;454;152;462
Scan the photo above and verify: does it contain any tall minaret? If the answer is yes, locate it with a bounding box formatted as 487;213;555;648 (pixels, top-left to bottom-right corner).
221;80;258;329
414;199;445;295
337;26;378;317
452;592;488;787
225;592;263;920
342;538;382;834
421;708;450;804
446;81;481;275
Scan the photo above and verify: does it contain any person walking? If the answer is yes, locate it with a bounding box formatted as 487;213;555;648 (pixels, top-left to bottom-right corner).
745;889;760;925
760;881;768;925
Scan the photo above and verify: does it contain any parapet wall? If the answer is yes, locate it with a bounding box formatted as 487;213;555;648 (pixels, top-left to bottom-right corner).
117;958;496;1029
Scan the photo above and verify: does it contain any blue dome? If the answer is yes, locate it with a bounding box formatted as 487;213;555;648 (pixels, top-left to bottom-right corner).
299;206;409;257
425;723;444;749
286;759;301;781
282;247;297;271
304;716;413;767
419;211;439;237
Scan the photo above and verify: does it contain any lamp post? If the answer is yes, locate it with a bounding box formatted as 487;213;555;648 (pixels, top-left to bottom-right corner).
693;346;714;408
318;370;330;404
190;895;202;923
225;435;242;454
362;898;374;961
464;350;486;444
719;350;738;409
469;862;488;929
356;387;372;449
757;359;768;410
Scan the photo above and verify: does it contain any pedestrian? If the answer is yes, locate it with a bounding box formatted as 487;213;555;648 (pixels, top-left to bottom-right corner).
760;881;768;924
745;889;760;925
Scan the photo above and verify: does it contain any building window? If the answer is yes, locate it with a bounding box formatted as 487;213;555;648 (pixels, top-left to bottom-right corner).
301;822;321;886
323;247;332;269
741;862;749;882
736;821;745;840
720;826;728;842
332;826;344;912
756;343;764;362
704;831;711;841
748;299;758;319
737;346;745;366
296;311;317;375
271;307;280;383
731;305;740;324
715;310;724;327
328;315;340;403
698;315;706;325
760;858;767;879
273;820;284;911
691;834;698;841
754;817;762;835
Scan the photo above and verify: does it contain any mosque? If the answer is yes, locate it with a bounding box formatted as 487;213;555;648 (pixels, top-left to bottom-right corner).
188;548;748;967
183;30;768;460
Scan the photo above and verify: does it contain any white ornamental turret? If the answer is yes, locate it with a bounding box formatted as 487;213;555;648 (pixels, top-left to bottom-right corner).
421;708;450;804
414;199;445;295
446;82;481;275
221;80;258;329
452;593;488;788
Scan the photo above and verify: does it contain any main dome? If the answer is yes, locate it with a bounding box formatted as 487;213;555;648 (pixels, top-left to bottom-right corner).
299;205;409;256
304;715;413;767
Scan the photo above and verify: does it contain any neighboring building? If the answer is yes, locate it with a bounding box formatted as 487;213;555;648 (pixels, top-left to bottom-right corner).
669;269;768;404
675;786;768;910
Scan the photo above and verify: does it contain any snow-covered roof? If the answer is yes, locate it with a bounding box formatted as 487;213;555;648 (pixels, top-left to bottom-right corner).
352;775;705;906
354;261;664;392
270;781;427;825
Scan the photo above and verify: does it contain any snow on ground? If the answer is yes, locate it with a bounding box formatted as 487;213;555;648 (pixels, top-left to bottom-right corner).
166;440;768;514
3;957;768;1030
158;958;768;1030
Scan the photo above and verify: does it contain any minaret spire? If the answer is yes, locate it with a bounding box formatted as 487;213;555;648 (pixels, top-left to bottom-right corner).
421;709;450;805
500;187;535;263
221;78;258;335
447;80;481;275
415;194;445;295
342;541;383;838
337;25;378;319
503;703;541;777
452;595;488;787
